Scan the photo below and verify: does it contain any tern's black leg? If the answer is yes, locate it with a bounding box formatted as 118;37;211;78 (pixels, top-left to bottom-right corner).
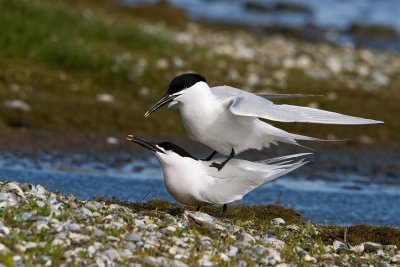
210;149;235;171
222;204;227;217
202;151;217;161
196;206;201;212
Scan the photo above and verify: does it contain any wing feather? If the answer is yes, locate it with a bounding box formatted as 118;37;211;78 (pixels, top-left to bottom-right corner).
198;154;309;204
211;85;383;125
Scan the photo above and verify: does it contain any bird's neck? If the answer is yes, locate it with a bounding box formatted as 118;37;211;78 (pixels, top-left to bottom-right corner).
178;82;216;109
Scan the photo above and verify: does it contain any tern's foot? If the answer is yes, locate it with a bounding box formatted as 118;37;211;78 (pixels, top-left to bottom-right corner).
209;162;225;171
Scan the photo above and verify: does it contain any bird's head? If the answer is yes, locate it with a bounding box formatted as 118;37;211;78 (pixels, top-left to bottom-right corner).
127;135;197;161
144;73;206;117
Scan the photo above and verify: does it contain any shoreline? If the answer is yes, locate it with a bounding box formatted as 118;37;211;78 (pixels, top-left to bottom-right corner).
0;181;399;266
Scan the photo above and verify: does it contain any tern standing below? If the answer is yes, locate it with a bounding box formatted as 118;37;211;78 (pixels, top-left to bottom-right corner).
145;73;383;171
127;135;310;215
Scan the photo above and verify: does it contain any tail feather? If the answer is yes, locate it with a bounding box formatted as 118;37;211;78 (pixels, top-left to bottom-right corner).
261;122;323;150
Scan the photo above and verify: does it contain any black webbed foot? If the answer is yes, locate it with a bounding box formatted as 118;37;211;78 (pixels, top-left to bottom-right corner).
209;161;225;171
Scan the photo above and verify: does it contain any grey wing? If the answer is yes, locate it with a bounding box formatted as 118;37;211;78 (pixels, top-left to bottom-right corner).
198;156;308;204
228;93;383;125
211;85;319;99
256;93;321;99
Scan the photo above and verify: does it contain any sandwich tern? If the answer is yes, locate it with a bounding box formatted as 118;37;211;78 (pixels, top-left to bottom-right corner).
145;73;383;170
127;135;310;215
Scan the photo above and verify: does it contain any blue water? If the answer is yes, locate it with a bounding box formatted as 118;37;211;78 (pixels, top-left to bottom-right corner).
123;0;400;51
1;151;399;227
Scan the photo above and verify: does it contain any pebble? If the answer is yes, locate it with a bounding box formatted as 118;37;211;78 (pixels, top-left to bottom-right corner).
304;254;317;263
253;245;266;256
0;227;10;235
24;242;38;250
185;211;224;230
271;218;285;226
66;223;81;233
237;232;256;244
103;249;122;261
94;228;107;237
1;181;398;266
333;240;349;253
3;100;31;111
364;242;383;252
320;253;334;260
125;233;141;242
96;93;114;103
0;243;8;253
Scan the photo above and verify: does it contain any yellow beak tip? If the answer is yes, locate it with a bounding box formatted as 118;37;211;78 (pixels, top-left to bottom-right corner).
144;112;150;118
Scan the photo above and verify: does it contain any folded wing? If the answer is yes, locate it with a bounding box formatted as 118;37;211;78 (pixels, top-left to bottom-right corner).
198;153;309;204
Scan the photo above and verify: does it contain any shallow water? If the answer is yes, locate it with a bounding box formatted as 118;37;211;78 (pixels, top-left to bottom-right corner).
123;0;400;51
1;150;399;227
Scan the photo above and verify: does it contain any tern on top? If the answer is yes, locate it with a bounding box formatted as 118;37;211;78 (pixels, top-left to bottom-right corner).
145;73;383;171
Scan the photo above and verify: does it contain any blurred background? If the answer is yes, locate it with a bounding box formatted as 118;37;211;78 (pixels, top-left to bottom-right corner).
0;0;399;226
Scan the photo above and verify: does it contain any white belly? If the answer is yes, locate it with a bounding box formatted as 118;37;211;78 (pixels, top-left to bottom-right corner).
180;103;261;155
162;163;209;206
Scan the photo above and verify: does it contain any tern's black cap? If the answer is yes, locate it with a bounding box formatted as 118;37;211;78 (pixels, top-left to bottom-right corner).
168;73;206;95
158;142;197;160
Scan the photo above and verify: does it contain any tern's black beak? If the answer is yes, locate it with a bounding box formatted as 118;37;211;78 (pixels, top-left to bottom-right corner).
144;93;178;117
127;135;164;154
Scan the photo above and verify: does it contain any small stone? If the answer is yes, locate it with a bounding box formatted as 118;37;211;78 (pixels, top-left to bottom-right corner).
364;242;383;252
0;227;10;235
69;233;90;244
155;58;169;69
271;218;285;226
107;236;120;242
24;242;37;250
351;243;364;253
97;93;114;103
304;254;317;263
13;255;22;262
94;228;107;237
66;223;81;233
253;245;266;256
166;226;176;232
220;253;230;261
262;230;277;238
125;233;141;242
333;240;349;253
51;239;64;246
227;245;239;257
84;202;98;210
286;225;299;231
4;183;25;198
106;137;119;145
88;245;96;257
320;253;334;260
184;211;224;230
19;183;33;192
237;232;256;244
3;100;30;111
0;243;9;252
143;256;168;266
36;222;49;232
103;249;121;261
15;244;26;253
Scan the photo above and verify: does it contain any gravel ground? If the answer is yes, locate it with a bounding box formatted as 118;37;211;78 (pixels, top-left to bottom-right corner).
0;181;399;266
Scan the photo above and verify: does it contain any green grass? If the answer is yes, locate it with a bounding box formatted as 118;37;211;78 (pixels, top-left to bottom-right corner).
0;0;399;144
